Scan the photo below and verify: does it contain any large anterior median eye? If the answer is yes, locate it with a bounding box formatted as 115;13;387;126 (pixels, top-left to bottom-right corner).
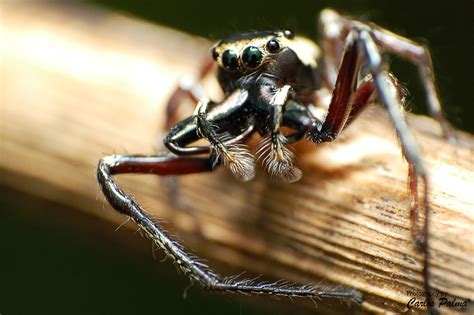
242;46;263;68
222;49;239;71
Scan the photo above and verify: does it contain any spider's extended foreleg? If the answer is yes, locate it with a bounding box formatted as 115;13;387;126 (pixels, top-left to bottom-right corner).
97;155;363;302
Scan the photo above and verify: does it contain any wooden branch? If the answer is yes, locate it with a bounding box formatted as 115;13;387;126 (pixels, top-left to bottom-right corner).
2;2;473;314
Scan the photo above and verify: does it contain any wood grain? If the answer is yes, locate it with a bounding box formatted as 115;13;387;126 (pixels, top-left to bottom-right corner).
1;2;473;314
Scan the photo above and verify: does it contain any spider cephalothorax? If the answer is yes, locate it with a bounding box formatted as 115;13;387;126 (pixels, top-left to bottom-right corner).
165;30;330;183
211;30;322;95
97;9;452;312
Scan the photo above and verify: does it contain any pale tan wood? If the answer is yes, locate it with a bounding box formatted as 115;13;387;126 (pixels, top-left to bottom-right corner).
1;2;473;314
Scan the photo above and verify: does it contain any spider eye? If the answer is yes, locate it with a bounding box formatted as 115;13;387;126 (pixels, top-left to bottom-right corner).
222;49;238;71
266;39;280;53
242;46;262;68
283;29;294;39
211;47;219;60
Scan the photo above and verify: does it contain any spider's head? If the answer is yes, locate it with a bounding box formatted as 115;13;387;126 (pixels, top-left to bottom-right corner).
211;30;321;92
211;29;295;74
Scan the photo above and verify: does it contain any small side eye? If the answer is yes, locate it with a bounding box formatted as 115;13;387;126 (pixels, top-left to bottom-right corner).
211;47;219;60
242;46;263;68
222;49;238;71
266;39;280;53
283;29;294;39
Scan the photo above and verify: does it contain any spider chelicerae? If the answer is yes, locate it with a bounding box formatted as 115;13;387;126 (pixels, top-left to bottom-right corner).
97;9;452;311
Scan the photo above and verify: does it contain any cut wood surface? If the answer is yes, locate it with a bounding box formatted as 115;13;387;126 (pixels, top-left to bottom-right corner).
1;2;473;314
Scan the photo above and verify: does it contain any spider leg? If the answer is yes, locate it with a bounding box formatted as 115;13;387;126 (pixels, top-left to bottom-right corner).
160;57;214;210
310;27;435;312
408;162;420;242
165;88;256;181
319;9;454;140
165;57;214;130
343;75;376;128
311;29;427;246
318;9;349;89
320;9;430;251
165;89;253;155
97;154;362;302
307;32;362;143
361;34;429;245
369;28;454;140
283;100;316;143
359;29;435;312
343;72;408;130
161;73;210;211
162;88;255;213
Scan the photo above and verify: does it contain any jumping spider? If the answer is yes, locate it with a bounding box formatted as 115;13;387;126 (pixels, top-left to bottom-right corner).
98;9;452;311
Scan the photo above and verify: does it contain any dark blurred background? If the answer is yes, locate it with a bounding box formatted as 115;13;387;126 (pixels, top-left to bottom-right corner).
2;1;472;314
